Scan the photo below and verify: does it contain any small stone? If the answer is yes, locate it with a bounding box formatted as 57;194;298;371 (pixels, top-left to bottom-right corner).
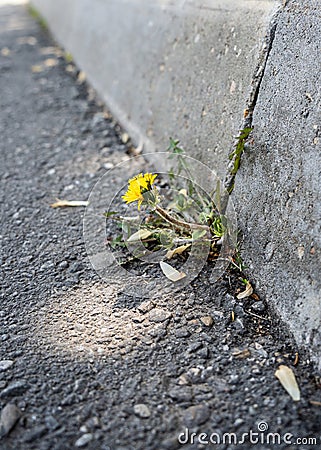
187;297;195;306
297;246;305;260
161;437;182;450
0;381;29;398
0;404;21;437
264;242;275;261
234;418;244;427
178;374;190;385
69;262;83;273
231;348;251;359
253;343;268;358
185;312;195;321
58;261;69;270
197;347;209;359
251;301;266;313
168;387;193;402
234;305;245;317
133;404;151;418
45;415;59;431
75;433;93;447
138;300;155;314
40;261;55;271
0;360;14;372
200;316;214;327
74;379;87;393
131;316;145;323
23;425;47;442
224;293;236;309
178;368;202;386
148;308;172;323
148;324;167;338
229;374;239;384
187;342;202;353
91;112;105;127
187;368;202;382
212;310;224;319
231;318;245;333
61;393;77;406
84;417;100;429
183;404;210;426
251;366;261;375
175;327;190;338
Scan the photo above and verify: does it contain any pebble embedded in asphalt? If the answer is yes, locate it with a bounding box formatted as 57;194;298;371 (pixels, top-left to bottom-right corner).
133;404;151;418
0;360;14;372
183;404;211;426
75;433;93;447
0;404;21;437
148;308;172;323
0;381;29;399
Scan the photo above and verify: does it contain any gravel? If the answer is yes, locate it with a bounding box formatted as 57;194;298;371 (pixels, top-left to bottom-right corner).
0;4;321;450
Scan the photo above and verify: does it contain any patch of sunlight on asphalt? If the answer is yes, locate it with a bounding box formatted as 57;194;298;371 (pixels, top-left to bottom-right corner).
32;283;158;358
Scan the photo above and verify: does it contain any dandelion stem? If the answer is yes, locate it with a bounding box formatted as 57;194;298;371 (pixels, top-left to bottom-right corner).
155;205;210;233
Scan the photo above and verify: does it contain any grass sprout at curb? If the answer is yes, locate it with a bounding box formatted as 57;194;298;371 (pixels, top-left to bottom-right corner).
226;127;253;195
28;5;48;30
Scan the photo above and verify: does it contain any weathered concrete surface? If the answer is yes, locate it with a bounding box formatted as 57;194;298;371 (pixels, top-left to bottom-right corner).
31;0;279;179
233;0;321;369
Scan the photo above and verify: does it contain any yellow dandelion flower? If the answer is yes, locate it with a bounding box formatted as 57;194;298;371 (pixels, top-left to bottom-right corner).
122;172;157;209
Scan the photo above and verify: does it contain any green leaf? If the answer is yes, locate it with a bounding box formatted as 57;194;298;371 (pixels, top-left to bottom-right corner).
176;193;187;210
103;211;118;218
187;180;194;196
211;216;226;238
239;127;252;139
192;229;207;241
159;231;174;248
122;222;132;237
110;235;126;249
167;137;184;154
228;127;253;167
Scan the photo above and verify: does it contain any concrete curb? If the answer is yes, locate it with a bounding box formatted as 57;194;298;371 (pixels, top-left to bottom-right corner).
233;0;321;370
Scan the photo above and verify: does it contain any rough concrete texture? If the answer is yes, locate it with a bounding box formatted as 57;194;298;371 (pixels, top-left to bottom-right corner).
233;0;321;370
31;0;279;179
